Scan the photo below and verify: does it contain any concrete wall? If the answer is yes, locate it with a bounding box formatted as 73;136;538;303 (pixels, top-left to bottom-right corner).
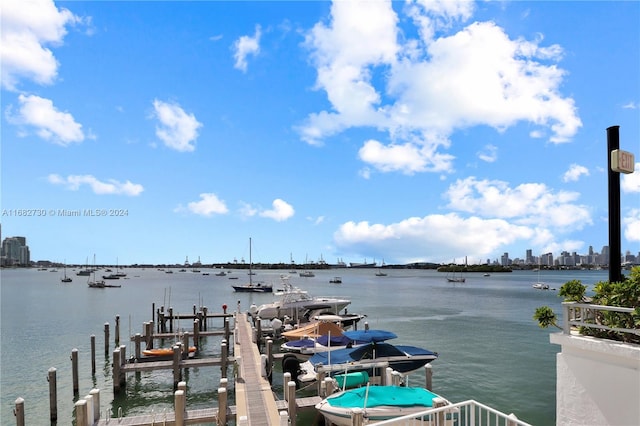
550;332;640;426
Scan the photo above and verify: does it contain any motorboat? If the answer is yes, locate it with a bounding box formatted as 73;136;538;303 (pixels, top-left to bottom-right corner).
329;276;342;283
293;330;438;384
532;282;549;290
142;346;197;357
315;385;444;426
282;320;345;341
251;276;351;321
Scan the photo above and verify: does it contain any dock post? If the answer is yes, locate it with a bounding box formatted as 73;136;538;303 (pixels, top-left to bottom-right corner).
104;323;110;355
174;390;185;426
74;399;87;426
364;321;369;331
83;393;94;425
90;388;100;422
193;319;200;349
113;348;121;393
182;332;190;359
71;348;79;394
14;397;25;426
350;407;364;426
178;381;187;393
135;333;141;359
168;307;174;333
224;317;230;342
324;377;335;396
433;397;447;425
266;338;273;382
425;364;433;391
202;306;208;331
287;380;297;426
255;319;262;347
90;335;96;375
115;315;120;346
218;386;228;425
317;369;326;396
119;345;127;387
221;340;228;378
279;411;289;426
152;302;155;325
172;345;181;387
283;372;291;400
47;367;57;421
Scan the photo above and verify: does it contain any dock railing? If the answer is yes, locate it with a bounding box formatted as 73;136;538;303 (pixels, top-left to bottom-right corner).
562;302;640;337
373;399;532;426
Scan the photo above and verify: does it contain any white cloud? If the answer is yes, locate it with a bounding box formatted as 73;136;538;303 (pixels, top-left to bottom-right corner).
562;164;590;182
621;163;640;193
623;208;640;242
621;102;637;109
444;177;592;231
238;201;259;219
477;144;498;163
48;174;143;196
152;99;202;152
233;25;261;72
299;0;582;174
7;94;84;145
1;0;83;90
358;139;453;174
184;193;229;217
334;213;533;264
259;199;295;222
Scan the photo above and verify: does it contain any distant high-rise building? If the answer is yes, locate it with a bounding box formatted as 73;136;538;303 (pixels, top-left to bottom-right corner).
1;236;30;266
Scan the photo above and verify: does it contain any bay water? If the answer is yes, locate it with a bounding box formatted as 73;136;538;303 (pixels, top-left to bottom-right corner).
0;267;609;425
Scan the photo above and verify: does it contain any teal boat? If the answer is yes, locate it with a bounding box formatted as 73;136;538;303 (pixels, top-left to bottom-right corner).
315;385;443;425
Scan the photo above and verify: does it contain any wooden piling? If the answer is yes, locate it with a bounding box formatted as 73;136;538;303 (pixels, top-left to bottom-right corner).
14;397;25;426
218;386;228;425
425;364;433;391
104;322;109;355
266;338;273;381
71;348;79;394
174;390;185;426
287;381;297;426
202;306;208;331
182;331;190;359
90;335;96;375
221;341;228;378
48;367;57;421
193;319;200;349
433;397;447;425
115;315;120;346
283;372;291;400
172;345;181;387
351;407;364;426
134;333;141;359
74;399;87;426
119;345;127;388
83;393;94;425
113;348;121;393
168;307;174;333
90;388;100;423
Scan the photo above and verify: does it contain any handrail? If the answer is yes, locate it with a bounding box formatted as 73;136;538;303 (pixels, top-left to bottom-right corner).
374;399;532;425
562;302;640;336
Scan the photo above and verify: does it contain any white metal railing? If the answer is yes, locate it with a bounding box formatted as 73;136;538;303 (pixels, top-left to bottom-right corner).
562;302;640;336
373;400;532;426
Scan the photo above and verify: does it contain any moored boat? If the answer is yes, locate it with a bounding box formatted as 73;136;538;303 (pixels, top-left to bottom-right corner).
315;385;445;426
142;346;197;357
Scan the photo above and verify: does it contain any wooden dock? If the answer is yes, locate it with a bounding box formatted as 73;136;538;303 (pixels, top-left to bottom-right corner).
234;312;285;425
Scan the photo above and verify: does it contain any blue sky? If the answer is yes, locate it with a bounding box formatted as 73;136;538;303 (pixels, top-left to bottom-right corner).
1;0;639;266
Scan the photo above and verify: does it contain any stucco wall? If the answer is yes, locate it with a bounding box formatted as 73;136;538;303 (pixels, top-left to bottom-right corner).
550;332;640;426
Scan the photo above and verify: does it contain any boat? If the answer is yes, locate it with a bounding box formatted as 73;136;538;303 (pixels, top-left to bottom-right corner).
299;270;315;277
282;320;345;341
315;385;444;426
349;259;377;268
446;258;466;283
102;274;121;280
88;255;120;288
251;276;350;322
375;270;387;277
232;238;273;293
295;330;438;384
329;277;342;284
532;256;548;289
142;346;197;357
60;261;72;283
215;271;227;276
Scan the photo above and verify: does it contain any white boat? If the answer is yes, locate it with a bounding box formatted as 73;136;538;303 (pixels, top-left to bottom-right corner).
315;385;444;425
532;282;549;290
251;276;350;321
299;270;315;277
232;238;273;293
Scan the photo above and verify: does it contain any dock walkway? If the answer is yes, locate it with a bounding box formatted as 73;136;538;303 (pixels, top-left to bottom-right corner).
234;312;283;425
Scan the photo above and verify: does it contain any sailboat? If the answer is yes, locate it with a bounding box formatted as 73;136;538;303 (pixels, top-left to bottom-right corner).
532;256;549;290
231;238;272;293
60;260;72;283
446;258;466;283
